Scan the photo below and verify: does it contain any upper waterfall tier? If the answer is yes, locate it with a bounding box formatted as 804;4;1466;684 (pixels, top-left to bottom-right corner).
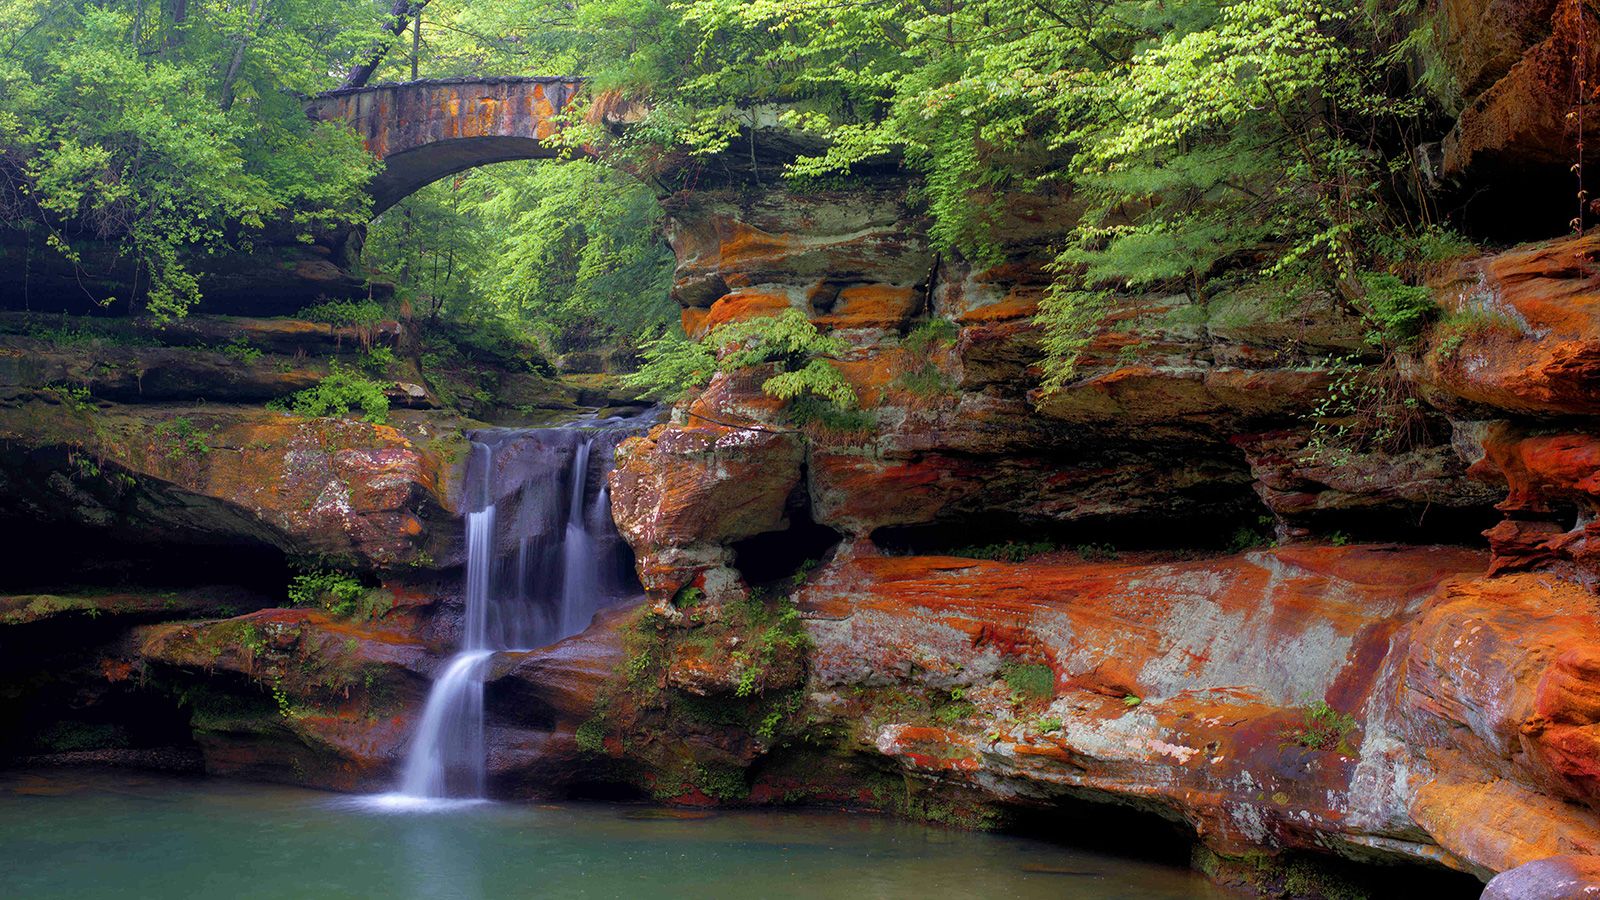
463;417;649;652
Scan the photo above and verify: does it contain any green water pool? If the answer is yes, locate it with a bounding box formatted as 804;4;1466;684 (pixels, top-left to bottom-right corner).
0;769;1230;899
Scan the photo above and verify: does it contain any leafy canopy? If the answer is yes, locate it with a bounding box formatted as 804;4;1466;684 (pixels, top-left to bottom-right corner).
626;309;857;413
0;0;382;318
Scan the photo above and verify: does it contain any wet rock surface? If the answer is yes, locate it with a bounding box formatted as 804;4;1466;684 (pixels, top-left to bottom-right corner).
590;154;1600;894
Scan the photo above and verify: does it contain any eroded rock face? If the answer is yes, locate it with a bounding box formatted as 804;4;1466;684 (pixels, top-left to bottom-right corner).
598;151;1600;892
1403;572;1600;872
1440;0;1596;182
799;547;1492;863
611;173;1495;608
0;403;460;571
132;608;433;789
561;544;1600;882
610;372;805;601
1424;235;1600;417
0;234;383;317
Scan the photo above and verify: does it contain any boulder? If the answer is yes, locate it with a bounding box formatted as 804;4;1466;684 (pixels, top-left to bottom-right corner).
1484;855;1600;899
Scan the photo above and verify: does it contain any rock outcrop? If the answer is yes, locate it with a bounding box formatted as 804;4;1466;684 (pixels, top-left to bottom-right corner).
592;137;1600;892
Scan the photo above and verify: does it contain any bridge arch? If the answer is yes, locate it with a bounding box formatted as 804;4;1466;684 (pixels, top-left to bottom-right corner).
307;77;587;215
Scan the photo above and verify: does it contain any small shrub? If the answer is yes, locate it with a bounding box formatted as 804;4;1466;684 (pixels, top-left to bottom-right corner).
360;346;395;375
287;569;372;618
1037;716;1064;734
1409;227;1478;268
45;383;96;413
954;540;1055;562
1431;306;1523;362
239;624;267;657
1074;543;1118;561
1228;517;1276;552
1301;354;1429;463
694;763;750;801
999;660;1055;703
154;417;211;459
218;338;263;364
37;721;128;752
790;559;819;587
895;364;955;397
575;697;610;754
1122;694;1142;708
902;317;958;354
1358;272;1436;349
275;364;389;424
1285;700;1359;754
296;300;387;328
934;696;976;725
788;394;874;433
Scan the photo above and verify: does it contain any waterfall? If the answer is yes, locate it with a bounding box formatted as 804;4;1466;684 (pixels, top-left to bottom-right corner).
371;415;647;808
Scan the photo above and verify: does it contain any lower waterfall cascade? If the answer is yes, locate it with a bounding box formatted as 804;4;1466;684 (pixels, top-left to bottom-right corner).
374;416;648;806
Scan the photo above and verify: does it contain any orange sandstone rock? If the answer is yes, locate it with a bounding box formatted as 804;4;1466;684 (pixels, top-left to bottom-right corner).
1424;235;1600;417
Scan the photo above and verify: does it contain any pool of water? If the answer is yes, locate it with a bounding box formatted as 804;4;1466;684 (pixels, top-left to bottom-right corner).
0;770;1229;899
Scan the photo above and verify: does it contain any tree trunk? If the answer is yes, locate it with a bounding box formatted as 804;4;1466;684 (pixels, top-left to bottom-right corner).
218;0;262;111
340;0;430;90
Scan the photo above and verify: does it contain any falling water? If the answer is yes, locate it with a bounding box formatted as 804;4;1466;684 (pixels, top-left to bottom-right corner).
373;415;648;807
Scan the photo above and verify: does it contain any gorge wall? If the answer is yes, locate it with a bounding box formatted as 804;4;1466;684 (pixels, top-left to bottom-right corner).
579;153;1600;893
576;8;1600;885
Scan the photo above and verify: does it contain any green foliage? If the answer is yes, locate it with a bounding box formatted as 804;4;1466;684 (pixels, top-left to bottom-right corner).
1358;273;1436;349
694;763;750;802
1301;354;1427;464
711;309;854;408
364;160;677;353
934;691;976;725
218;338;263;364
895;358;955;398
0;0;379;318
238;624;267;657
26;316;158;349
1073;543;1118;562
36;720;128;752
153;417;212;460
1286;700;1359;753
624;330;717;401
574;696;611;754
1122;694;1142;708
954;540;1055;562
1228;519;1277;552
270;678;294;719
359;346;395;375
597;0;1443;386
287;568;381;619
998;661;1055;703
275;364;389;424
296;300;388;328
45;383;96;414
787;395;874;434
902;318;958;355
1431;305;1524;362
630;309;860;420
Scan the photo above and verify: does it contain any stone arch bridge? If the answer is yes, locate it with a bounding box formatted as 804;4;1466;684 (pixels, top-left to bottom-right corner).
306;77;589;215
